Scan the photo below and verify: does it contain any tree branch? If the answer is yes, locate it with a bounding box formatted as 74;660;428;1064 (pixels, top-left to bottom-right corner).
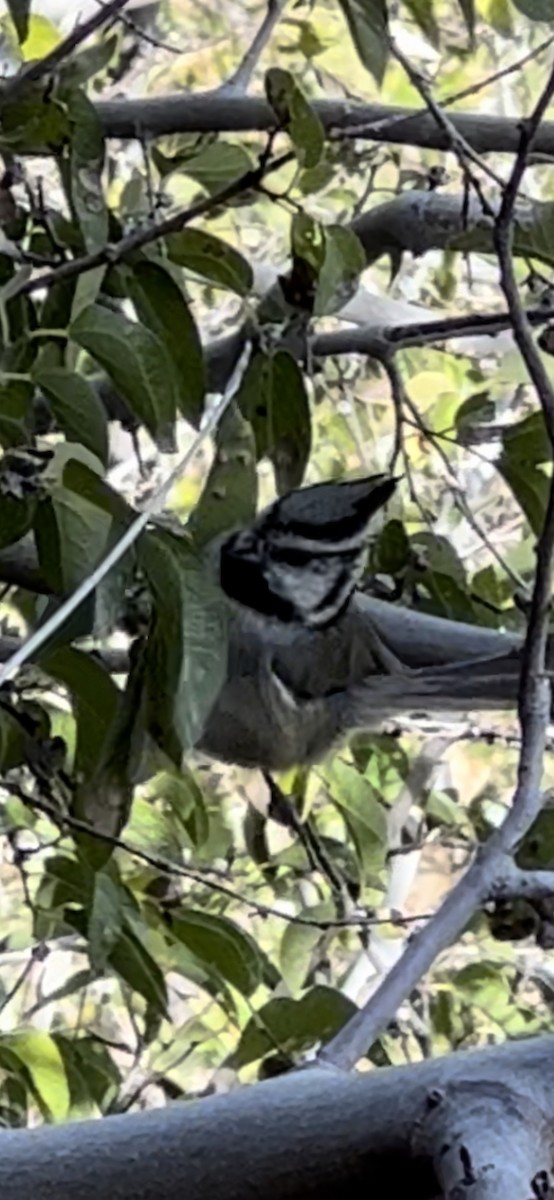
95;91;554;157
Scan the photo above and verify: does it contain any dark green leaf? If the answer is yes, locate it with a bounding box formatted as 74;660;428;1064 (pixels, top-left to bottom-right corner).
179;141;254;192
498;412;551;535
171;910;263;996
70;303;178;452
125;259;205;428
510;0;554;16
265;68;324;169
371;519;409;575
6;0;30;43
162;766;209;849
0;493;36;549
138;528;228;755
39;647;119;779
0;705;26;771
337;0;389;85
233;987;357;1067
68;89;108;254
187;404;257;545
60;33;118;86
33;367;109;465
108;920;168;1016
315;226;367;315
165;229;253;296
455;0;475;34
235;349;311;493
88;871;125;973
401;0;440;43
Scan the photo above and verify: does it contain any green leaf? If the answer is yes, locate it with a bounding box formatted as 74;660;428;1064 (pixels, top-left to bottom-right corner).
510;0;554;16
498;412;551;536
2;1031;70;1122
170;910;264;996
40;647;119;779
337;0;389;85
60;33;118;86
327;760;388;881
179;141;254;192
371;519;409;575
138;528;228;755
0;704;26;771
235;349;311;493
161;766;209;849
401;0;440;43
68;89;108;254
108;921;168;1016
455;0;475;34
33;367;109;465
36;447;112;594
165;228;253;296
187;404;257;545
88;871;125;973
315;226;367;316
0;493;36;549
265;68;324;169
125;259;205;428
70;303;178;452
6;0;30;43
233;987;357;1067
280;906;332;994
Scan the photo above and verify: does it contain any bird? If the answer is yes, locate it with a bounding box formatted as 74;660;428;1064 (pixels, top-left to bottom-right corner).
219;473;398;630
195;475;533;772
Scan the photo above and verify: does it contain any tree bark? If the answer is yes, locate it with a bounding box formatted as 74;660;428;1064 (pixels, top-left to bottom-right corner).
0;1038;553;1200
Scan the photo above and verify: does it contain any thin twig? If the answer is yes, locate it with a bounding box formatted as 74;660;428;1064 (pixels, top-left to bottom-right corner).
6;781;431;932
8;148;294;302
221;0;287;95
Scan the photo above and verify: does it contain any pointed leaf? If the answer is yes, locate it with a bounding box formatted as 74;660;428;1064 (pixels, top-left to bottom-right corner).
265;68;324;169
2;1031;70;1122
88;871;125;973
70;303;178;452
165;229;253;296
33;367;109;465
69;89;108;254
125;259;205;428
170;910;263;996
187;404;257;545
138;528;228;755
337;0;389;85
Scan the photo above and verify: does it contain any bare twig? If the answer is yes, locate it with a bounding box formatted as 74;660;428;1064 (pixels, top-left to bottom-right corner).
1;0;131;101
6;781;431;933
221;0;287;95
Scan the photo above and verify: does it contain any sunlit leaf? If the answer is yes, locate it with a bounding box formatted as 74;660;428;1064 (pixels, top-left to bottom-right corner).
1;1031;70;1122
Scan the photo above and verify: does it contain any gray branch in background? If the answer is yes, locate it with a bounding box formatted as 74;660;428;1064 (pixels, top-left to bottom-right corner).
95;90;554;156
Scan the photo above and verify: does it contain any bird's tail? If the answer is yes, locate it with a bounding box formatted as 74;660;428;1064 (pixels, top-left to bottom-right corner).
340;650;531;731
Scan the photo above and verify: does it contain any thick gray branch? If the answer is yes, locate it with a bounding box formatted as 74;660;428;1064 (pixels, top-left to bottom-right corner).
96;92;554;155
0;1038;553;1200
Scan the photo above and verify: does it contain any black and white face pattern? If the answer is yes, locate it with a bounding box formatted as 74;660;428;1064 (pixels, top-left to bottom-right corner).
219;474;397;629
